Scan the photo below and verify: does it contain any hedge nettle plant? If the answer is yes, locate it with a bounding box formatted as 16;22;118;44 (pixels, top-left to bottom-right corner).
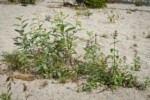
2;12;146;92
4;12;82;79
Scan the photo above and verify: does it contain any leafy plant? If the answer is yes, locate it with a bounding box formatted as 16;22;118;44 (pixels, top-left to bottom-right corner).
107;10;119;23
75;0;84;5
2;51;33;73
101;33;109;38
83;0;107;8
136;77;150;90
75;10;93;18
3;12;82;80
2;12;146;92
132;50;141;71
78;31;138;91
134;0;142;6
8;0;36;4
0;93;12;100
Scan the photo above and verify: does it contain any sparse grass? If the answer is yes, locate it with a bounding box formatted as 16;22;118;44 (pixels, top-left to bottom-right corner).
75;10;93;18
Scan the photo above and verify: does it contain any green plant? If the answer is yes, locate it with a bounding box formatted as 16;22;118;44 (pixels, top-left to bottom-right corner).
132;50;141;71
105;31;137;89
3;12;82;80
136;77;150;90
78;31;138;91
84;10;93;18
107;10;119;23
0;93;12;100
2;12;145;92
134;0;142;6
2;51;30;72
83;0;107;8
75;10;93;18
8;0;36;4
101;33;109;38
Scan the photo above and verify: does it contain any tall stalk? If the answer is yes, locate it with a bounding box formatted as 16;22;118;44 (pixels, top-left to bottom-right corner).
113;31;118;74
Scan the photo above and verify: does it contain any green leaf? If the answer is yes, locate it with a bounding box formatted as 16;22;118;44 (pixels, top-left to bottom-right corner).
58;52;63;58
16;17;22;21
116;56;119;59
87;31;93;36
14;42;22;46
15;29;24;34
22;23;28;29
42;64;48;71
26;54;34;58
65;27;75;32
32;18;38;20
22;19;29;23
36;66;42;72
76;21;82;27
110;48;114;53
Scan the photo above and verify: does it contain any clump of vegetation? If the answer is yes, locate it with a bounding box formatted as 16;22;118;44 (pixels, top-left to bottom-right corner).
83;0;107;8
100;33;109;38
107;10;119;23
8;0;36;5
134;0;142;6
78;31;138;92
75;10;93;18
3;12;81;79
2;12;148;92
75;0;85;6
132;50;141;71
0;93;12;100
136;77;150;90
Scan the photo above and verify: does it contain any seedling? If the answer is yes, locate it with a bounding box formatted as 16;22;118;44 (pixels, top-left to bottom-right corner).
107;10;119;23
75;10;93;18
132;50;141;71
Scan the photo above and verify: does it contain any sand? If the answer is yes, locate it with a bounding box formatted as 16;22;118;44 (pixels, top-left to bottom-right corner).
0;0;150;100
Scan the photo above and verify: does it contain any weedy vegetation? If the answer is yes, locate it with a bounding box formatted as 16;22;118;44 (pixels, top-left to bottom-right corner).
2;12;149;92
107;10;119;23
75;10;93;18
0;93;12;100
8;0;36;5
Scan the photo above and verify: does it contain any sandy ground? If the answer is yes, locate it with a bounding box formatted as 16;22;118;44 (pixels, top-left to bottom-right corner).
0;0;150;100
